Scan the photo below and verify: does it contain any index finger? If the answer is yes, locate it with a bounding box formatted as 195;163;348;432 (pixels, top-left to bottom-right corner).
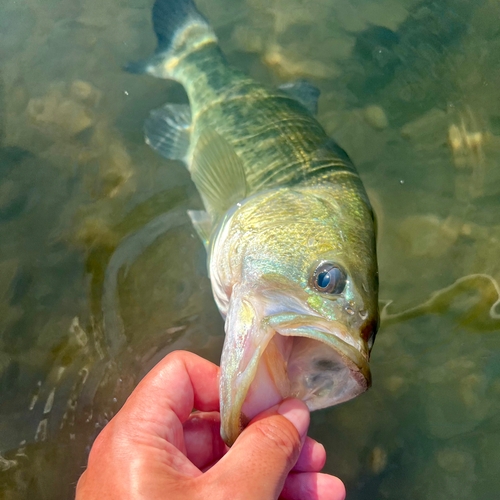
121;350;220;436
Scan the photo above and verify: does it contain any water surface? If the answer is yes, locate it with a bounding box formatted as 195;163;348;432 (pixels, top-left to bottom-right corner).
1;0;499;498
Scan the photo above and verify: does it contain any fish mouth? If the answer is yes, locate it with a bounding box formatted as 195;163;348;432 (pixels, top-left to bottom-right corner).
220;295;371;445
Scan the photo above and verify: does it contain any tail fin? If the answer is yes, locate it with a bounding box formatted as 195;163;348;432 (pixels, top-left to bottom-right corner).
126;0;217;79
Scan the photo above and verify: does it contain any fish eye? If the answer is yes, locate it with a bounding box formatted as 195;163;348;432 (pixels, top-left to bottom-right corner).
312;262;346;294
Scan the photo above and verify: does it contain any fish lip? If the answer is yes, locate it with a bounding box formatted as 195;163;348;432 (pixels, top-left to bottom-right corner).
266;312;372;386
221;311;371;446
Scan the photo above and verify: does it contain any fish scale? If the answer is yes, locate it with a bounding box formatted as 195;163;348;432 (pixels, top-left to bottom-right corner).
195;94;355;192
172;45;358;193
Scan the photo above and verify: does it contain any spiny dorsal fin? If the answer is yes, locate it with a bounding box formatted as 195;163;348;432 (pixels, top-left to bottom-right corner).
279;80;320;115
144;103;191;162
190;130;246;217
187;209;213;248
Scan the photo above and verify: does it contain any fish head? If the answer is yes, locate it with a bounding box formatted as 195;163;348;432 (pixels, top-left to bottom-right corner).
210;187;378;445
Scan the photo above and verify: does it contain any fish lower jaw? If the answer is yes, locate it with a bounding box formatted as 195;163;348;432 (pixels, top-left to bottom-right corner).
238;331;370;436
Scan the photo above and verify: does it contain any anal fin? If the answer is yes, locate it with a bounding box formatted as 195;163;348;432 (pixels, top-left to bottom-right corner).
144;103;191;162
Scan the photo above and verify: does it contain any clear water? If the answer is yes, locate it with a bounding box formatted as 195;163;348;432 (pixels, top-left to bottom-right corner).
1;0;499;498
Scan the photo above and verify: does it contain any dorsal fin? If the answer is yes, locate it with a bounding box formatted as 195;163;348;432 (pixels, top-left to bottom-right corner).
190;130;246;217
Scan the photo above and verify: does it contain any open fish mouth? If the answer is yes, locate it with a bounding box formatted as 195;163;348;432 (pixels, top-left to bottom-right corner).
220;301;371;445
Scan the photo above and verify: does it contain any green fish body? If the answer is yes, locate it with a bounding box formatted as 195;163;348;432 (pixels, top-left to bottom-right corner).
131;0;379;445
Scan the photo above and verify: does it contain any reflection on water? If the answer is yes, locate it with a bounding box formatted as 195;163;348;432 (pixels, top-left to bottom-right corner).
1;0;499;498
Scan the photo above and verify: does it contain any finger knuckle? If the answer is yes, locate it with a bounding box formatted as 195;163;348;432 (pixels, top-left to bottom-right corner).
87;420;120;464
165;350;190;364
88;428;107;462
255;419;300;465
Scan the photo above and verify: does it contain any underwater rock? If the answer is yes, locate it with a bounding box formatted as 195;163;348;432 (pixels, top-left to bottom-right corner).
76;121;135;199
96;140;134;199
0;178;27;221
56;100;93;136
470;0;500;40
423;356;496;440
74;217;120;251
321;108;390;167
345;0;472;114
241;0;356;80
0;302;23;340
0;74;4;144
0;350;12;378
437;449;475;474
401;108;450;149
23;85;135;198
231;25;264;54
332;0;420;33
0;7;36;61
249;0;414;38
0;79;30;148
0;259;19;302
77;0;117;28
478;429;500;494
0;180;19;211
461;227;500;284
460;373;487;409
369;446;388;475
398;215;458;258
432;448;477;500
70;80;102;108
26;86;95;139
384;375;407;395
329;0;367;32
69;317;88;349
363;105;389;130
248;0;315;34
9;85;30;118
23;80;101;147
361;0;416;31
262;44;340;80
448;119;487;202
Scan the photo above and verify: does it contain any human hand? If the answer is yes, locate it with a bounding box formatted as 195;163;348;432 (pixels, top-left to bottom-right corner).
76;350;345;500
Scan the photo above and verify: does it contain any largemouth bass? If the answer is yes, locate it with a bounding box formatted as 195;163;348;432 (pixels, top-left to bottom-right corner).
129;0;379;445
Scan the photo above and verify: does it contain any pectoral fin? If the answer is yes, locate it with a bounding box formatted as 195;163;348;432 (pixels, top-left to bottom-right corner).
190;130;246;217
144;103;191;162
187;209;212;248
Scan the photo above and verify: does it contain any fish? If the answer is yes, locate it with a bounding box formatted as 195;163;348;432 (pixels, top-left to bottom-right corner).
128;0;379;445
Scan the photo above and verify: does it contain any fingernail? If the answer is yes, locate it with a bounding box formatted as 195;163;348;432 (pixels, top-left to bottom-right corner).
278;398;309;439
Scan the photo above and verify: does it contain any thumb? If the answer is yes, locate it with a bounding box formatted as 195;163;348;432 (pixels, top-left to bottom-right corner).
208;399;309;499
